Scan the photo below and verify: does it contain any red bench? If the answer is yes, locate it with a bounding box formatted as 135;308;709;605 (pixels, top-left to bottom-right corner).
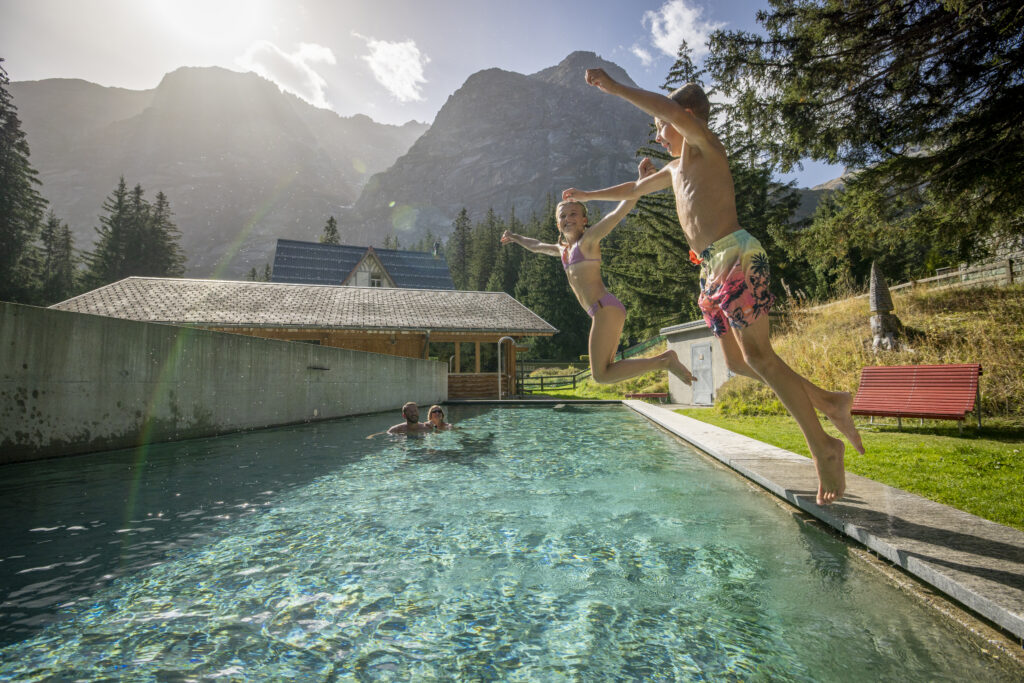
624;392;669;403
850;364;982;433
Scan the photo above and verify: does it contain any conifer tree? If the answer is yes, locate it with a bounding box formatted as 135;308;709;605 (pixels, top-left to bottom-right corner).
319;216;340;245
37;211;78;304
486;207;523;294
706;0;1024;258
0;58;47;302
84;179;185;287
468;208;504;290
147;191;186;277
447;208;472;289
84;177;131;288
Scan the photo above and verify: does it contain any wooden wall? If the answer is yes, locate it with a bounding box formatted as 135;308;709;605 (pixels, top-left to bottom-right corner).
448;373;513;399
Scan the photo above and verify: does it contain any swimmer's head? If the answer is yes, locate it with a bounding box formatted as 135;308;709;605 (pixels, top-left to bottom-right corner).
555;200;588;244
402;401;419;421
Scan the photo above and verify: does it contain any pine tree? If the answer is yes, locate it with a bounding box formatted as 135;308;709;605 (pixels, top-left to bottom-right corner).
0;58;47;303
706;0;1024;256
84;179;185;287
319;216;340;245
84;177;131;288
263;263;272;281
468;208;504;290
486;207;523;294
446;208;472;289
37;211;78;304
148;191;186;277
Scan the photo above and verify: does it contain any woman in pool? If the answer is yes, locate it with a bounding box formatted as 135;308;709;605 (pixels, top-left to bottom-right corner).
427;405;453;430
501;159;695;386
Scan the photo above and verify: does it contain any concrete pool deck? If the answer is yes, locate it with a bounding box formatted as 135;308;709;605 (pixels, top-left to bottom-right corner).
624;400;1024;645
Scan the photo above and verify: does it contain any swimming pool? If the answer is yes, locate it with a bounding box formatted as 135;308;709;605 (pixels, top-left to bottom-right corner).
0;405;1016;680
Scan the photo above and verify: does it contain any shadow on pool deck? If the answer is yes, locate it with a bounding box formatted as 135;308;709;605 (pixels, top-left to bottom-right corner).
624;400;1024;649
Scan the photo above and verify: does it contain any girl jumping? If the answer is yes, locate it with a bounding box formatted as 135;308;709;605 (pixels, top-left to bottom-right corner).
501;159;695;387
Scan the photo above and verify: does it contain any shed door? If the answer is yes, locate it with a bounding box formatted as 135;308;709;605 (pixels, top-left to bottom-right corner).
691;343;713;405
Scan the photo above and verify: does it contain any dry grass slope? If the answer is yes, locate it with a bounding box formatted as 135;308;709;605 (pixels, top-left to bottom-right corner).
717;283;1024;418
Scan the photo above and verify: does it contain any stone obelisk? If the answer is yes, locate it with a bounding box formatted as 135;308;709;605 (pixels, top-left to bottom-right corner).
869;261;902;352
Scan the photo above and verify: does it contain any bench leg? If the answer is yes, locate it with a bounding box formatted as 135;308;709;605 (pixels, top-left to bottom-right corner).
897;416;902;431
959;420;963;436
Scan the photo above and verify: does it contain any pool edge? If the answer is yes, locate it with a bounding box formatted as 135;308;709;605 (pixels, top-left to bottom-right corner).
623;400;1024;651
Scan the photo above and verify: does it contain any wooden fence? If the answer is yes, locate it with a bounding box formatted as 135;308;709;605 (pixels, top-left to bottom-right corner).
812;253;1021;312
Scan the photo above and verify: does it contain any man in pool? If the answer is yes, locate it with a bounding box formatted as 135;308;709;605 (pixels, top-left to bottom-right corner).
564;68;864;507
386;402;433;435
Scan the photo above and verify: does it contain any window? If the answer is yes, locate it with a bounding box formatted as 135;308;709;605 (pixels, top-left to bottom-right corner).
370;273;383;287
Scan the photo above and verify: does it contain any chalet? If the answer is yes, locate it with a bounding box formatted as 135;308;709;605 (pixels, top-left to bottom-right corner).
270;239;455;289
51;277;556;399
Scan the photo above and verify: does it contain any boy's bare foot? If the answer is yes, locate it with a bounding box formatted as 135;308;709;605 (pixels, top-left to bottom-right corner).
812;436;846;506
664;350;696;385
820;391;865;455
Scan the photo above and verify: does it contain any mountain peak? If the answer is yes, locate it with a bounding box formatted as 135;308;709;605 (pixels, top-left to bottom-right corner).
530;51;636;89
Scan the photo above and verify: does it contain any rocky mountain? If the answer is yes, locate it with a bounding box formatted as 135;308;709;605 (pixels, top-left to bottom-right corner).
10;68;428;276
342;51;654;244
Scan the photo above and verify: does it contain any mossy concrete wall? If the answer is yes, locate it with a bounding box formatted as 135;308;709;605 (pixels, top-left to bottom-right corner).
0;303;447;464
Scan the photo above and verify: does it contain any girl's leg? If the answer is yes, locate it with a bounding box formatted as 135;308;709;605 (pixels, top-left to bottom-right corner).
718;329;863;454
731;315;846;505
588;307;693;385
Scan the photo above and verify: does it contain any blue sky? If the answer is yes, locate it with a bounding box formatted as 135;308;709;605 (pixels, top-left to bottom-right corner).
0;0;841;186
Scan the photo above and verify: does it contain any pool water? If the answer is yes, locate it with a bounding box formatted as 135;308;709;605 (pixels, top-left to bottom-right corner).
0;405;1016;681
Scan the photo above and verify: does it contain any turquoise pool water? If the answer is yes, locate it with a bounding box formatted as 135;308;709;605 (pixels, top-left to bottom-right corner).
0;405;1016;681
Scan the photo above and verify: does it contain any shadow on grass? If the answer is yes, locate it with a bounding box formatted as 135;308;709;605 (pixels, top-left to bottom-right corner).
860;422;1024;443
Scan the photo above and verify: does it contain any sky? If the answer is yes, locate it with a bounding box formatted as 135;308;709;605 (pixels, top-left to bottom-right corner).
0;0;842;187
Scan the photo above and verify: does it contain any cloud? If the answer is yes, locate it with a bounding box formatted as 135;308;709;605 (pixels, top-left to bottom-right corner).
642;0;724;59
237;41;336;108
353;33;429;103
631;45;654;67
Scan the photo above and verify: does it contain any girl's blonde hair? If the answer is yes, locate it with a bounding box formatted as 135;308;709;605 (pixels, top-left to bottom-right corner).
554;200;589;245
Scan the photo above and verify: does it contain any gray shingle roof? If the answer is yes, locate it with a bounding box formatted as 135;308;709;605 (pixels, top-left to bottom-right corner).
50;277;557;334
271;239;455;289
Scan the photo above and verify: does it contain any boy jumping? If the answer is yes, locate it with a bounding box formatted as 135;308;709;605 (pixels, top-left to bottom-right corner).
563;69;863;506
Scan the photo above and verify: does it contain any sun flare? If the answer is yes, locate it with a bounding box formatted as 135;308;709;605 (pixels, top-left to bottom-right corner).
151;0;270;45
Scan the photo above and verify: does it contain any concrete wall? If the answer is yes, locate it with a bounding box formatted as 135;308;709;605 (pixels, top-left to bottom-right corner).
661;320;730;405
0;303;447;464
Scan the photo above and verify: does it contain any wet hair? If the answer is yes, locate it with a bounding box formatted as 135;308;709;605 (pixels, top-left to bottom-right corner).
554;200;589;246
402;401;417;418
668;83;710;123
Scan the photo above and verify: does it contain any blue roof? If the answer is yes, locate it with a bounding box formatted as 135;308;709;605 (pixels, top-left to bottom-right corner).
270;239;455;290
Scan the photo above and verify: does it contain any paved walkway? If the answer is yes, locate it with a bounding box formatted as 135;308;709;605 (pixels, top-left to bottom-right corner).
624;400;1024;642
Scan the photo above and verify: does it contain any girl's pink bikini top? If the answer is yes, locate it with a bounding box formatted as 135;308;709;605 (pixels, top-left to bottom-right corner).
560;242;601;271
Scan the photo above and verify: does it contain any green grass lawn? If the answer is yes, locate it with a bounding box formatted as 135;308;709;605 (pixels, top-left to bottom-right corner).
678;409;1024;532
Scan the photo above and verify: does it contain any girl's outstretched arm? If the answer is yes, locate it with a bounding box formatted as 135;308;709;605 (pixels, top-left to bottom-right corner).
501;230;560;257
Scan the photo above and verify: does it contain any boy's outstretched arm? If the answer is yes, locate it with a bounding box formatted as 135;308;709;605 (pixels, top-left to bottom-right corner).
585;68;712;150
563;157;671;203
580;157;657;243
